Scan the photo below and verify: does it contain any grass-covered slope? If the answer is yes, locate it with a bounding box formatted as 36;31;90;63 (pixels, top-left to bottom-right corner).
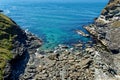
0;13;42;80
0;13;23;79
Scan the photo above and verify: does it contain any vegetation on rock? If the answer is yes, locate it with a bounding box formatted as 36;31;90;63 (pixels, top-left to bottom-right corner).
0;13;18;79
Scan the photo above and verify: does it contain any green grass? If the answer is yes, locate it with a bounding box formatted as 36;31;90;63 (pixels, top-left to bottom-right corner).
0;48;13;80
0;13;18;79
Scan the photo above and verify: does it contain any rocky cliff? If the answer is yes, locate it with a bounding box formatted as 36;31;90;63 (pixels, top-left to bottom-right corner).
100;0;120;52
0;13;42;80
86;0;120;53
85;0;120;79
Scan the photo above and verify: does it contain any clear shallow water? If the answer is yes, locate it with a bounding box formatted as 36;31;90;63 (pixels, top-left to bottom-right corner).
0;1;107;49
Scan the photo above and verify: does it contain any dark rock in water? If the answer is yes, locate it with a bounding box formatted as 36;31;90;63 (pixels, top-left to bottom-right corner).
58;44;69;49
0;10;3;12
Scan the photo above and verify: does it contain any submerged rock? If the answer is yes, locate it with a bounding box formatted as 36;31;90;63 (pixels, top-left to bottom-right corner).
0;10;3;12
76;30;90;37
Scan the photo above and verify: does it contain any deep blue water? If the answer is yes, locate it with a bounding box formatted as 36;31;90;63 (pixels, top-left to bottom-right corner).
0;1;107;49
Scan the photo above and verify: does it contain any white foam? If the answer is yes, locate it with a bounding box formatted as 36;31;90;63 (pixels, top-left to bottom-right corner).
4;9;10;14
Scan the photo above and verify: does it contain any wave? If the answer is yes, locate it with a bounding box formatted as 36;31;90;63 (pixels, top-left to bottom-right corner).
22;25;31;28
84;10;98;15
4;9;10;14
11;6;17;10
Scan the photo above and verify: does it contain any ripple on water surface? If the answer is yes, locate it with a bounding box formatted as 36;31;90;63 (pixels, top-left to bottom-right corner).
0;2;107;49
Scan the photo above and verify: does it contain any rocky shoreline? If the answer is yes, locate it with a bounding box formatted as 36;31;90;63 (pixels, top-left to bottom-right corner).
19;0;120;80
3;29;42;80
0;0;120;80
0;16;42;79
19;40;120;80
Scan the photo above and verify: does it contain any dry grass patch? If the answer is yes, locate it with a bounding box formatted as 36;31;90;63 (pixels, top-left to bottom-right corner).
111;21;120;28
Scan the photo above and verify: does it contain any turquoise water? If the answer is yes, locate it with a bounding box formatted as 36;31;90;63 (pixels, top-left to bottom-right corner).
0;1;107;49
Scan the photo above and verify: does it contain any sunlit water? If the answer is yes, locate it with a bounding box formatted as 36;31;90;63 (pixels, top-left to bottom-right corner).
0;1;107;49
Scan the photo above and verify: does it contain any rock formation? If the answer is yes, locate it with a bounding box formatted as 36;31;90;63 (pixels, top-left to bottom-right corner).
85;0;120;79
20;0;120;79
86;0;120;53
0;0;120;80
0;13;42;79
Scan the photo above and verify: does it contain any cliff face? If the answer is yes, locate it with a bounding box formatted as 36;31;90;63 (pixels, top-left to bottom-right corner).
100;0;120;49
103;0;120;51
87;0;120;52
85;0;120;79
0;13;42;79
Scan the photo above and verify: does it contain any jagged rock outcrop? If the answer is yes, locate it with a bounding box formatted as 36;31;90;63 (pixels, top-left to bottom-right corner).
0;13;42;80
86;0;120;53
85;0;120;79
101;0;120;20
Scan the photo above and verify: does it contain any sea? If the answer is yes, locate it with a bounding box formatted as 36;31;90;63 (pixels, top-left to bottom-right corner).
0;1;107;50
